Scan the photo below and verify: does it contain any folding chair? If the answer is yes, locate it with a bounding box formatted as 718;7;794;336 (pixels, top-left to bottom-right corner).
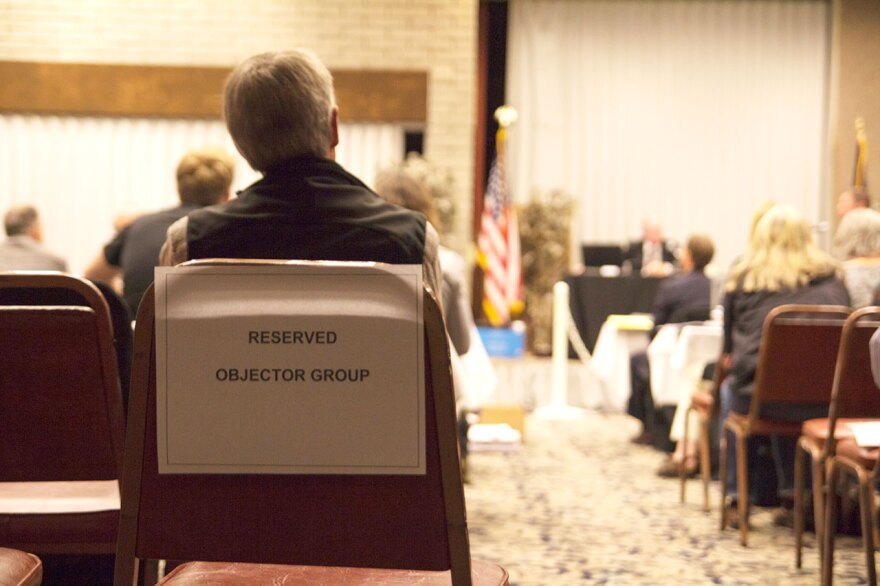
819;307;880;586
680;355;728;511
794;307;880;570
0;547;42;586
720;304;850;546
0;273;125;557
114;260;509;585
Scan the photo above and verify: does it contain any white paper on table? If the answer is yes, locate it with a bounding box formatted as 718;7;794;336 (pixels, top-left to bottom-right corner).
848;422;880;448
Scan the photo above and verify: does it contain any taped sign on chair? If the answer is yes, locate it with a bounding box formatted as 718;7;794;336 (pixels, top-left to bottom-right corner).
154;262;425;475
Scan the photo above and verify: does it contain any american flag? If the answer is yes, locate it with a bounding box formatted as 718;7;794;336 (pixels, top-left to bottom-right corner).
477;155;522;326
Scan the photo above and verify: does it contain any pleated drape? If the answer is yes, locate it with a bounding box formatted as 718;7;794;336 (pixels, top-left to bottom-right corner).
506;0;830;269
0;115;404;273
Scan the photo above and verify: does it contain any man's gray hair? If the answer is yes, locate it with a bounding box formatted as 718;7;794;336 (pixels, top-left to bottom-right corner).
4;205;39;237
224;50;337;172
833;207;880;259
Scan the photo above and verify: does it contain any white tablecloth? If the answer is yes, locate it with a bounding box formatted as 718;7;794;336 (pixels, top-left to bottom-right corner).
651;323;724;442
590;321;651;412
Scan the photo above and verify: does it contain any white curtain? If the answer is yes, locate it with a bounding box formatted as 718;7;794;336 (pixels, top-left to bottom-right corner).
506;0;830;269
0;115;404;273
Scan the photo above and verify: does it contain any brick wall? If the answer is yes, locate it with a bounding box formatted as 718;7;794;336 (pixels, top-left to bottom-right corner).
0;0;478;248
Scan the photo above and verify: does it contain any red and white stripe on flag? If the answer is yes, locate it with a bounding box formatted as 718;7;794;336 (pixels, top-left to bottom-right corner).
478;157;522;326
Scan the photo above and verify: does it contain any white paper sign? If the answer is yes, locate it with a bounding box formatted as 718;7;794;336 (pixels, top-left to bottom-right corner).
154;263;425;475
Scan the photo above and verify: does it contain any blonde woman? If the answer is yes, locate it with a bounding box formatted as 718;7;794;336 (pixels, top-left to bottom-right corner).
719;204;849;518
833;207;880;307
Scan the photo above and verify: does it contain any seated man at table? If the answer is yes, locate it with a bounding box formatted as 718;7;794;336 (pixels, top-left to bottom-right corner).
627;234;714;460
623;219;677;276
159;49;441;296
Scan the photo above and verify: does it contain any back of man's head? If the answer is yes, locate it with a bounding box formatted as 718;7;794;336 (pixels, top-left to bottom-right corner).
4;205;39;238
852;187;871;208
224;50;337;172
686;234;714;271
176;148;235;206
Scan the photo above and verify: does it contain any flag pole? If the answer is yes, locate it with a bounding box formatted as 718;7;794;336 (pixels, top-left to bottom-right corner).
853;117;868;190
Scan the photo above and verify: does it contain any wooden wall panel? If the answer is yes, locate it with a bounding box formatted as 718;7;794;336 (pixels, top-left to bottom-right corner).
0;61;427;123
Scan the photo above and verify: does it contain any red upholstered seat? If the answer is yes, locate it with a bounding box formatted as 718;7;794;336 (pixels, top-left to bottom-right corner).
0;547;42;586
160;560;509;585
0;273;124;558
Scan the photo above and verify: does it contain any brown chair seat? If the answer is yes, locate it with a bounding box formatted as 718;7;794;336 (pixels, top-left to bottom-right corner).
801;418;859;442
161;560;509;585
0;547;42;586
0;274;125;558
832;438;879;471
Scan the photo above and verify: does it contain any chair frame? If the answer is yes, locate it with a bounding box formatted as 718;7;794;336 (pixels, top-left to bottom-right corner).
819;306;880;586
114;259;479;586
794;306;880;571
0;271;124;555
719;304;851;546
680;355;728;511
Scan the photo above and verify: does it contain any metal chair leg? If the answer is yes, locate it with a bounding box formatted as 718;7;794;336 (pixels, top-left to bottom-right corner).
700;414;712;512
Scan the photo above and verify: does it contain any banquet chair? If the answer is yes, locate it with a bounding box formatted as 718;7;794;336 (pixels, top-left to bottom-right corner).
113;260;509;586
0;274;133;412
794;307;880;570
0;273;125;558
680;355;728;511
820;310;880;586
720;304;850;546
0;548;42;586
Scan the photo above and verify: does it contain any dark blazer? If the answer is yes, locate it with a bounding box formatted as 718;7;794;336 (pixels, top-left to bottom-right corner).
651;270;712;327
624;240;676;272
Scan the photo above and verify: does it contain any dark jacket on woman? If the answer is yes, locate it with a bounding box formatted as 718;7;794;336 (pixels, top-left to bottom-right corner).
722;273;850;413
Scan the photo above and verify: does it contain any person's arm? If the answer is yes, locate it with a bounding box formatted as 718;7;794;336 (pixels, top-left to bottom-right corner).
159;217;189;266
84;252;121;283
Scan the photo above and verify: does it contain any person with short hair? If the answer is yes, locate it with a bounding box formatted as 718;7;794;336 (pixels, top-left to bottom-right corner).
159;50;441;296
628;234;715;457
832;207;880;307
0;204;67;271
623;219;677;276
86;147;234;313
835;187;870;218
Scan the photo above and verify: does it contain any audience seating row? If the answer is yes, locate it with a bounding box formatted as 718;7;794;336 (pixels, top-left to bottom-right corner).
679;303;880;585
0;268;508;586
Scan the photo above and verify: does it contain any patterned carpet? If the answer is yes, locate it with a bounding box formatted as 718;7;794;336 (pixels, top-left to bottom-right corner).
464;411;871;586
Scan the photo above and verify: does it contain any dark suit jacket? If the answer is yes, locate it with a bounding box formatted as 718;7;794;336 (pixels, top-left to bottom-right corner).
624;240;676;272
651;270;711;327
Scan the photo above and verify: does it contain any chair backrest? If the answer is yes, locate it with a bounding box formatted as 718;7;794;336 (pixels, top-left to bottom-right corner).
824;306;880;451
748;304;851;420
115;260;471;584
0;276;133;412
0;272;124;482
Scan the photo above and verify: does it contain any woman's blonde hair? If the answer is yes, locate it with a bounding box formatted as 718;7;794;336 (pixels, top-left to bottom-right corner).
176;148;235;206
726;204;841;292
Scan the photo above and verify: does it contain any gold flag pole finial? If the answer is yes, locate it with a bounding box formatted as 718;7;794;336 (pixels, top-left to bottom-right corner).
494;105;518;160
